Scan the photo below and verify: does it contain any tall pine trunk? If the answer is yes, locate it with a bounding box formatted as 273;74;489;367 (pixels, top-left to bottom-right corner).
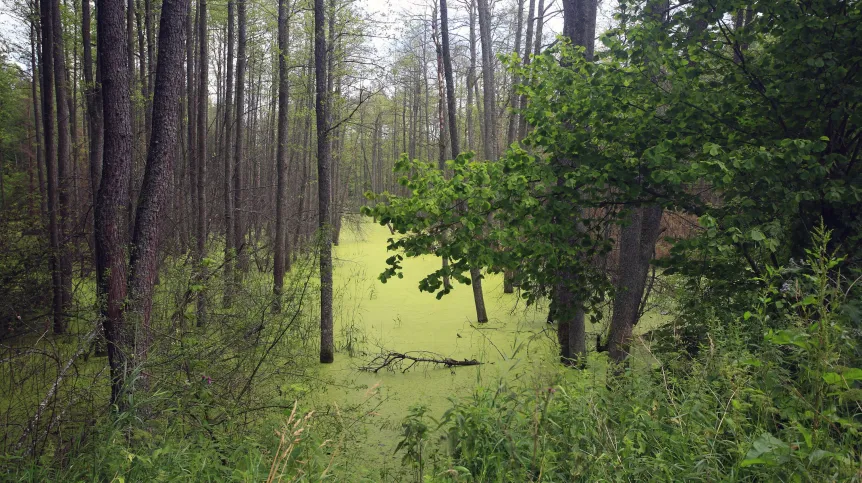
273;0;291;311
39;0;65;336
233;0;248;279
195;0;208;327
315;0;334;363
222;0;235;307
95;0;133;405
128;0;190;374
51;0;73;333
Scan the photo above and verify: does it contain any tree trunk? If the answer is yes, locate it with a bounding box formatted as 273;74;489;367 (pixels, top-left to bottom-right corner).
185;0;196;254
82;0;103;229
273;0;291;311
144;0;154;99
433;3;452;291
29;11;47;219
38;0;65;336
128;0;190;375
464;0;494;323
126;0;137;238
222;0;235;307
477;0;496;162
195;0;208;327
503;0;525;294
534;0;546;55
95;0;133;405
51;0;73;334
506;0;524;149
233;0;247;278
517;0;536;140
315;0;334;363
554;0;598;366
608;205;663;362
465;0;475;152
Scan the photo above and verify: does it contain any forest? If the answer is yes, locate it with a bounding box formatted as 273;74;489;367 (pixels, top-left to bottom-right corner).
0;0;860;479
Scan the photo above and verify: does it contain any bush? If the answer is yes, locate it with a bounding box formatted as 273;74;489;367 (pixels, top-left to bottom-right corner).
405;226;862;482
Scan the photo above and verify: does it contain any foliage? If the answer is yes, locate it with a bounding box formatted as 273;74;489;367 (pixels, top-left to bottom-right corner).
395;404;435;482
0;393;331;482
0;56;46;339
402;227;862;481
363;0;862;336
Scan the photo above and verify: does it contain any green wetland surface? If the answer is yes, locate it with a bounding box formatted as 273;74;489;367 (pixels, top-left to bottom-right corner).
320;222;667;472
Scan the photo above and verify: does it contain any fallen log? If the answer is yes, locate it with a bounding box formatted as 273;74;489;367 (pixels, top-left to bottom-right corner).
359;351;481;373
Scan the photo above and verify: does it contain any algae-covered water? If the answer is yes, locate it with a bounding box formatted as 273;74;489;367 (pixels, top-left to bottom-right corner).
321;221;557;472
317;221;666;475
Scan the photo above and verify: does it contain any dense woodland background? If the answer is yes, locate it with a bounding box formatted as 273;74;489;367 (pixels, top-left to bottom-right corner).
0;0;861;479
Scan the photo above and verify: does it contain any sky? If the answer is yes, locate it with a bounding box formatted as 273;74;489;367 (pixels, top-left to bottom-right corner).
0;0;617;74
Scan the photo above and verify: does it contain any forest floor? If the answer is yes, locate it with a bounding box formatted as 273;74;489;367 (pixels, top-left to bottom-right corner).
316;221;671;479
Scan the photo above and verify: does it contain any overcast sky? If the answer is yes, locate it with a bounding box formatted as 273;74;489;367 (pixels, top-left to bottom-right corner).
0;0;616;72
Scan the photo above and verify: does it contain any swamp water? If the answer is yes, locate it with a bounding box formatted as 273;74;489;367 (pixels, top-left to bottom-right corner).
314;221;666;476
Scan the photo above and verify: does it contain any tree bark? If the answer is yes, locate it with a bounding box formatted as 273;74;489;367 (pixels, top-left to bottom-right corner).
128;0;190;372
38;0;65;336
51;0;73;333
83;0;103;214
506;0;524;149
477;0;496;162
95;0;133;405
185;0;196;254
517;0;536;140
315;0;334;363
195;0;208;327
553;0;598;366
433;3;452;291
503;0;525;294
273;0;291;311
29;9;47;220
534;0;545;55
562;0;598;59
608;205;663;363
233;0;248;278
465;0;476;152
222;0;235;307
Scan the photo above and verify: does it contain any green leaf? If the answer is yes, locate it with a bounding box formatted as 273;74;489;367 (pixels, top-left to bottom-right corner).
823;372;842;385
842;368;862;381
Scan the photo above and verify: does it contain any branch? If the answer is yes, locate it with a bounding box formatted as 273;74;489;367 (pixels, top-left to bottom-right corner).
359;351;481;373
15;322;102;454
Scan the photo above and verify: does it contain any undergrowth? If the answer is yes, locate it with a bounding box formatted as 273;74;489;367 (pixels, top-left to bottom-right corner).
393;226;862;481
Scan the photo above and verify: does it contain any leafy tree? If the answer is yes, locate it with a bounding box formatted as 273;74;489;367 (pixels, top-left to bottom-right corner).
365;0;862;364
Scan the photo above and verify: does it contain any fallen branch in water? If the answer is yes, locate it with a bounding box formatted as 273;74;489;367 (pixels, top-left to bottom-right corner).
359;351;481;373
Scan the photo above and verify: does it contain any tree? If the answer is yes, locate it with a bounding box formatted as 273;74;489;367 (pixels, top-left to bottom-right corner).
95;0;133;405
315;0;333;363
128;0;190;372
604;0;666;363
273;0;291;311
38;0;65;335
476;0;496;162
195;0;208;327
222;0;235;307
517;0;536;140
50;0;73;332
233;0;248;281
82;0;103;225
